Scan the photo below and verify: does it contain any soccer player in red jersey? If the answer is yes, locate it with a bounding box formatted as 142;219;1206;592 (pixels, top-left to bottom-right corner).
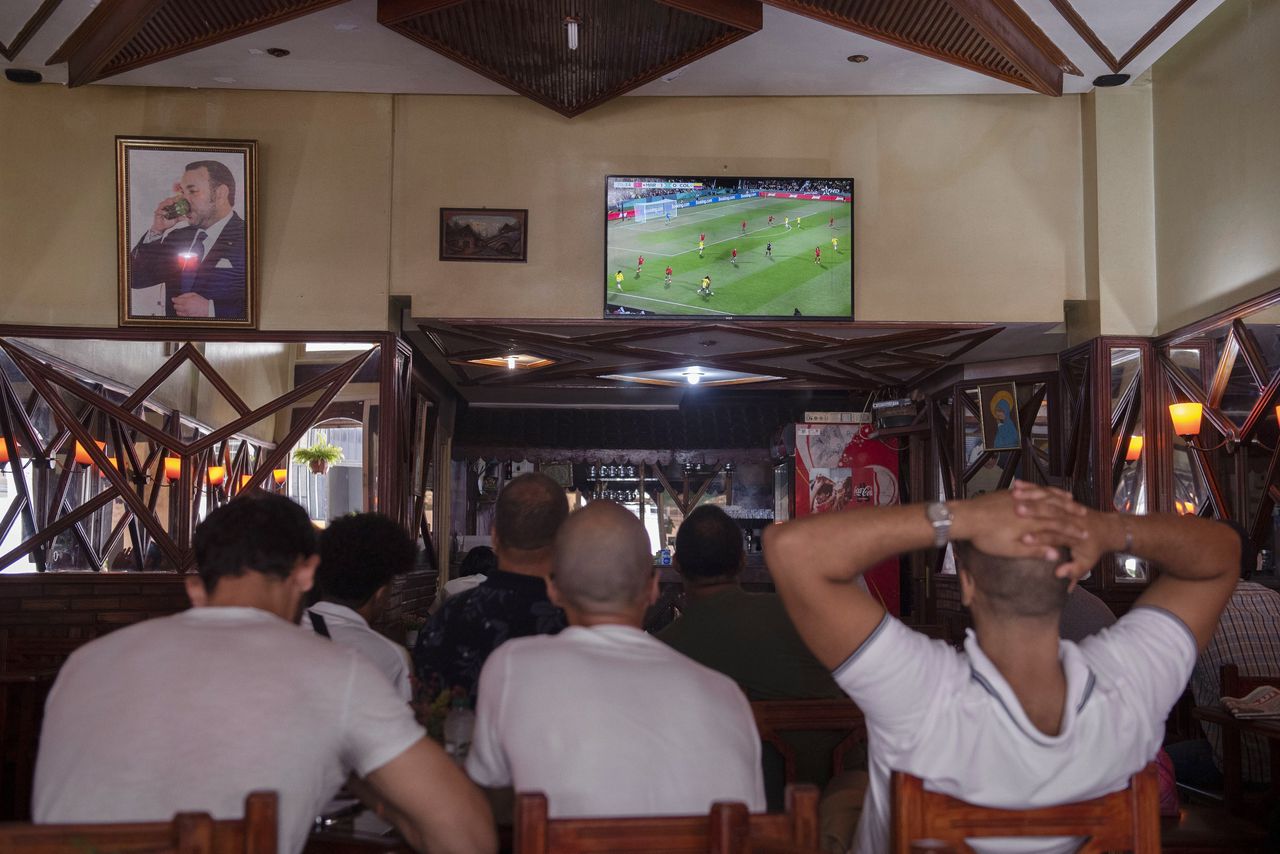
768;215;774;226
829;216;835;229
814;246;821;265
699;233;705;243
635;255;645;278
731;248;738;266
741;220;747;234
664;265;673;289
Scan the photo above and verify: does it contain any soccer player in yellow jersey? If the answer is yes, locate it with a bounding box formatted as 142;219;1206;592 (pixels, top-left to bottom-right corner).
615;270;624;291
698;239;705;258
831;236;839;254
784;216;791;231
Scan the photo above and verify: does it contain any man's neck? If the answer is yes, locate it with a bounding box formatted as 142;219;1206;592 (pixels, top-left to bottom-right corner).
204;574;296;621
497;558;553;580
972;613;1067;736
683;579;739;601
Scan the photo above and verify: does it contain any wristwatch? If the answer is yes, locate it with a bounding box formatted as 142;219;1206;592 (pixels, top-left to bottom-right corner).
925;502;953;548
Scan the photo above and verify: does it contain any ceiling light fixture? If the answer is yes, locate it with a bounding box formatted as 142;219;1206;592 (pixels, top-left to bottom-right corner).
507;354;517;370
565;16;580;51
682;366;705;386
847;54;869;63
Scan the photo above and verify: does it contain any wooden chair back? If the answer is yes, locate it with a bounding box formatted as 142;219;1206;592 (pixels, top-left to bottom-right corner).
749;698;865;783
514;784;819;854
0;671;57;820
890;763;1161;854
1221;663;1280;698
0;790;277;854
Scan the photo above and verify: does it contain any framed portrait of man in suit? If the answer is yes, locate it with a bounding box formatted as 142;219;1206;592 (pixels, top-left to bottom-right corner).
117;137;257;328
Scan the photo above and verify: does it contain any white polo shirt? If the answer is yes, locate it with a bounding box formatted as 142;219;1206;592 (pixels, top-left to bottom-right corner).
34;606;424;854
467;623;766;818
837;607;1196;854
302;601;413;701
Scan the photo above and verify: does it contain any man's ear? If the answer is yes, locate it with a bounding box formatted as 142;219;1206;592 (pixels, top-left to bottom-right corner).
545;576;564;609
292;554;319;594
184;575;208;608
647;569;660;606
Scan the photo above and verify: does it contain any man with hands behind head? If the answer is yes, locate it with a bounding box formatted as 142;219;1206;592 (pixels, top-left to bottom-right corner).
764;481;1238;854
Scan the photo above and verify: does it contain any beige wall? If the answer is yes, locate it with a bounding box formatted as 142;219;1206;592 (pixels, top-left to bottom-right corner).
1154;0;1280;333
395;94;1085;322
1;84;1086;328
0;85;393;331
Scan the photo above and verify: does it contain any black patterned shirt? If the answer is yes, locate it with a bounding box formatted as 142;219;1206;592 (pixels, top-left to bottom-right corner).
413;568;566;703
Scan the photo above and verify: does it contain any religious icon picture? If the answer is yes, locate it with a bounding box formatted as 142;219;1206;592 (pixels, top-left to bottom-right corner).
117;136;258;328
979;382;1021;451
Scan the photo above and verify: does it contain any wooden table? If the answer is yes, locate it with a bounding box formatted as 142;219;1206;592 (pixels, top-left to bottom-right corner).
1190;704;1280;814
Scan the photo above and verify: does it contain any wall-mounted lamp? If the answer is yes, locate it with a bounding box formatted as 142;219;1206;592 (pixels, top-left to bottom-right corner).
75;440;106;466
682;366;705;386
1169;402;1204;438
272;468;287;485
1125;435;1144;462
163;456;182;481
0;437;11;469
207;465;226;487
240;474;254;490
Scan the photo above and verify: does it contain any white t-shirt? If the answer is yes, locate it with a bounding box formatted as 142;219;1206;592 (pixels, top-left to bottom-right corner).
302;601;413;701
466;623;765;818
837;607;1196;854
34;606;424;854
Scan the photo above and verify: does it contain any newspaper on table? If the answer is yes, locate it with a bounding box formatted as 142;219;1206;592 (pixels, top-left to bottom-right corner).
1222;685;1280;719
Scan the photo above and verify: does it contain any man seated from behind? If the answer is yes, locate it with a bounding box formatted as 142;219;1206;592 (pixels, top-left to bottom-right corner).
765;481;1238;854
1176;525;1280;790
429;545;497;615
658;506;849;807
467;501;765;817
414;473;569;703
302;512;416;701
34;495;495;854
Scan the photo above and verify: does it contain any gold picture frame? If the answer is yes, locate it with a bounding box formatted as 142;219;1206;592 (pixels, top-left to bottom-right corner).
117;136;258;328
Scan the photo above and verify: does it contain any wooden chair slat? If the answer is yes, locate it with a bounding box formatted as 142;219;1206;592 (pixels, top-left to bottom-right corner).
890;764;1161;854
0;791;277;854
514;784;820;854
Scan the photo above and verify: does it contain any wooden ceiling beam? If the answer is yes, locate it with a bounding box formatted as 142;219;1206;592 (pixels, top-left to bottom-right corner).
657;0;763;32
51;0;166;87
946;0;1065;95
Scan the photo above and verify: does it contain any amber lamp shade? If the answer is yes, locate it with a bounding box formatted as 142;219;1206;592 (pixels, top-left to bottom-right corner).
207;465;226;486
240;474;254;489
75;440;106;466
272;468;287;485
163;457;182;481
1169;403;1204;437
0;437;10;465
1125;435;1144;462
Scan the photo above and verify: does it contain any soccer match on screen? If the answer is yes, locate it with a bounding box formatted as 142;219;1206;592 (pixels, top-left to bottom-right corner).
605;176;853;318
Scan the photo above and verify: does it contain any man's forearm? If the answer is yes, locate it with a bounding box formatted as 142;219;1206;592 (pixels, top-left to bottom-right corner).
1109;511;1239;582
765;503;935;584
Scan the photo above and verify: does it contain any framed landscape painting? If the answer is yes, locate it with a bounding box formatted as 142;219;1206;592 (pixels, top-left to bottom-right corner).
117;136;258;328
440;208;528;263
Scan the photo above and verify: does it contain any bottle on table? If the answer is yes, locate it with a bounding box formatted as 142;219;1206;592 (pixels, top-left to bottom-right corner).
443;697;475;764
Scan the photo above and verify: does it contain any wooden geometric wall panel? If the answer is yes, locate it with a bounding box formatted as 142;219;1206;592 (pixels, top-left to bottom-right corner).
378;0;763;117
0;337;375;573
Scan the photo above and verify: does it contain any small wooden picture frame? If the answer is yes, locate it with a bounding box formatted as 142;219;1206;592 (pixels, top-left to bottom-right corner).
439;207;528;263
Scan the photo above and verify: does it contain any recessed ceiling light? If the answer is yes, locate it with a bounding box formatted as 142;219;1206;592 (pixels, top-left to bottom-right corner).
265;47;290;58
213;76;236;83
847;54;869;63
4;69;43;84
335;23;359;31
1093;73;1130;87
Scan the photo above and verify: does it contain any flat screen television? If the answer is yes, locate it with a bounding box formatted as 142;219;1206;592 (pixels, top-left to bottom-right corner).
605;176;853;319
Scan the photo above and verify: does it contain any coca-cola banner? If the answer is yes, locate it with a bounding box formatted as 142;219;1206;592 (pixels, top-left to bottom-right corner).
794;422;901;615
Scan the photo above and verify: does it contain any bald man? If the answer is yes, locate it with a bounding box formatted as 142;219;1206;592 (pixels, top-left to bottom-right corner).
465;501;765;818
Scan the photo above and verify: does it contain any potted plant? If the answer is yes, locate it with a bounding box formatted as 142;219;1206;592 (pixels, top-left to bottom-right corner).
292;434;344;475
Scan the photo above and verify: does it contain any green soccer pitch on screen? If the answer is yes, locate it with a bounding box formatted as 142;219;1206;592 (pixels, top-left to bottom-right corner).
604;176;853;319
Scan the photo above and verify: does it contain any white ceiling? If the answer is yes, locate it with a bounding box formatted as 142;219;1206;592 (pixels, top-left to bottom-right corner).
0;0;1225;99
